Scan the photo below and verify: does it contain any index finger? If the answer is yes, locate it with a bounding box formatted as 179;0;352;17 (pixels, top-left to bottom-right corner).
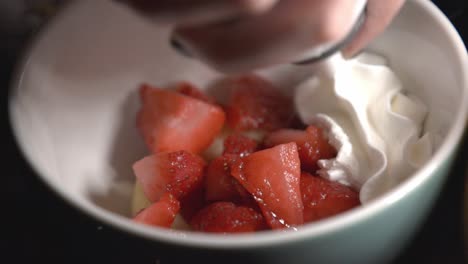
342;0;406;58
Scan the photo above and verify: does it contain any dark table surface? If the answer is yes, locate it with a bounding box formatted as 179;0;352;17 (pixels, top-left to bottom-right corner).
2;1;468;263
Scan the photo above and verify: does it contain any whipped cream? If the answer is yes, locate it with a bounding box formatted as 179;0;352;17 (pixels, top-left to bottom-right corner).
295;52;433;203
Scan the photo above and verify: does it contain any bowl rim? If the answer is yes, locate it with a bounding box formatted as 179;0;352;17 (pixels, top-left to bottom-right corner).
7;0;468;249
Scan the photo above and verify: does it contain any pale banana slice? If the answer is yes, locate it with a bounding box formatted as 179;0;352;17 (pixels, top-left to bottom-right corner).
131;180;152;216
202;127;231;161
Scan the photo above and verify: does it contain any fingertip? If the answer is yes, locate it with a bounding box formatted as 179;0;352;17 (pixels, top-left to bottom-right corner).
341;12;375;59
342;44;361;59
342;0;406;59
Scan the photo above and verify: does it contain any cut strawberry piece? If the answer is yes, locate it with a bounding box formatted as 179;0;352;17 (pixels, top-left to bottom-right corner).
173;81;215;104
190;202;268;233
231;142;303;229
133;193;180;228
137;83;226;154
301;172;360;223
132;151;206;202
204;155;239;202
223;74;295;132
264;125;337;172
223;133;258;156
179;184;206;222
204;154;250;203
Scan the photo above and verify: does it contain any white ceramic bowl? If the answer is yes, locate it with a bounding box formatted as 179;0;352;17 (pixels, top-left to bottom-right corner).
8;1;468;263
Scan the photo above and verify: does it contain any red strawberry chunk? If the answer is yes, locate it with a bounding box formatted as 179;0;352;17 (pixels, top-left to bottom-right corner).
231;142;304;229
137;83;226;154
264;125;337;173
179;184;206;222
300;172;360;223
223;133;258;156
132;150;206;202
190;202;268;233
174;82;215;104
223;74;295;132
204;154;250;203
133;193;180;228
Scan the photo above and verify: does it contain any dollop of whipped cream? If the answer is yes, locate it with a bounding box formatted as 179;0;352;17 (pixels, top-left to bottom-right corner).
295;52;433;203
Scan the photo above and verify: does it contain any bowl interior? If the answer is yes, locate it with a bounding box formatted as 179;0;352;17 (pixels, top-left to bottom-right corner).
9;0;467;245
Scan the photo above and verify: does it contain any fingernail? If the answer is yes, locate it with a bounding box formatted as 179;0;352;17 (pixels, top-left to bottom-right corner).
170;36;193;58
296;7;367;64
342;49;361;60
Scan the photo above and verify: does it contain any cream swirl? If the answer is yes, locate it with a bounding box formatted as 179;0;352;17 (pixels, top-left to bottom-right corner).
295;52;432;203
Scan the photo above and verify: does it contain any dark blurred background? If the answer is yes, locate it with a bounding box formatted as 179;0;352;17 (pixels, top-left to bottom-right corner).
2;0;467;263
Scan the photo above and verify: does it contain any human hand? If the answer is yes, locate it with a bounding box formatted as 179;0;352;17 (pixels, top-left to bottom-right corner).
117;0;405;73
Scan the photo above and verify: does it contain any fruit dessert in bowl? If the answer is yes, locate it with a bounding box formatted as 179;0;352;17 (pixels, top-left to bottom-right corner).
8;0;467;263
130;74;361;232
